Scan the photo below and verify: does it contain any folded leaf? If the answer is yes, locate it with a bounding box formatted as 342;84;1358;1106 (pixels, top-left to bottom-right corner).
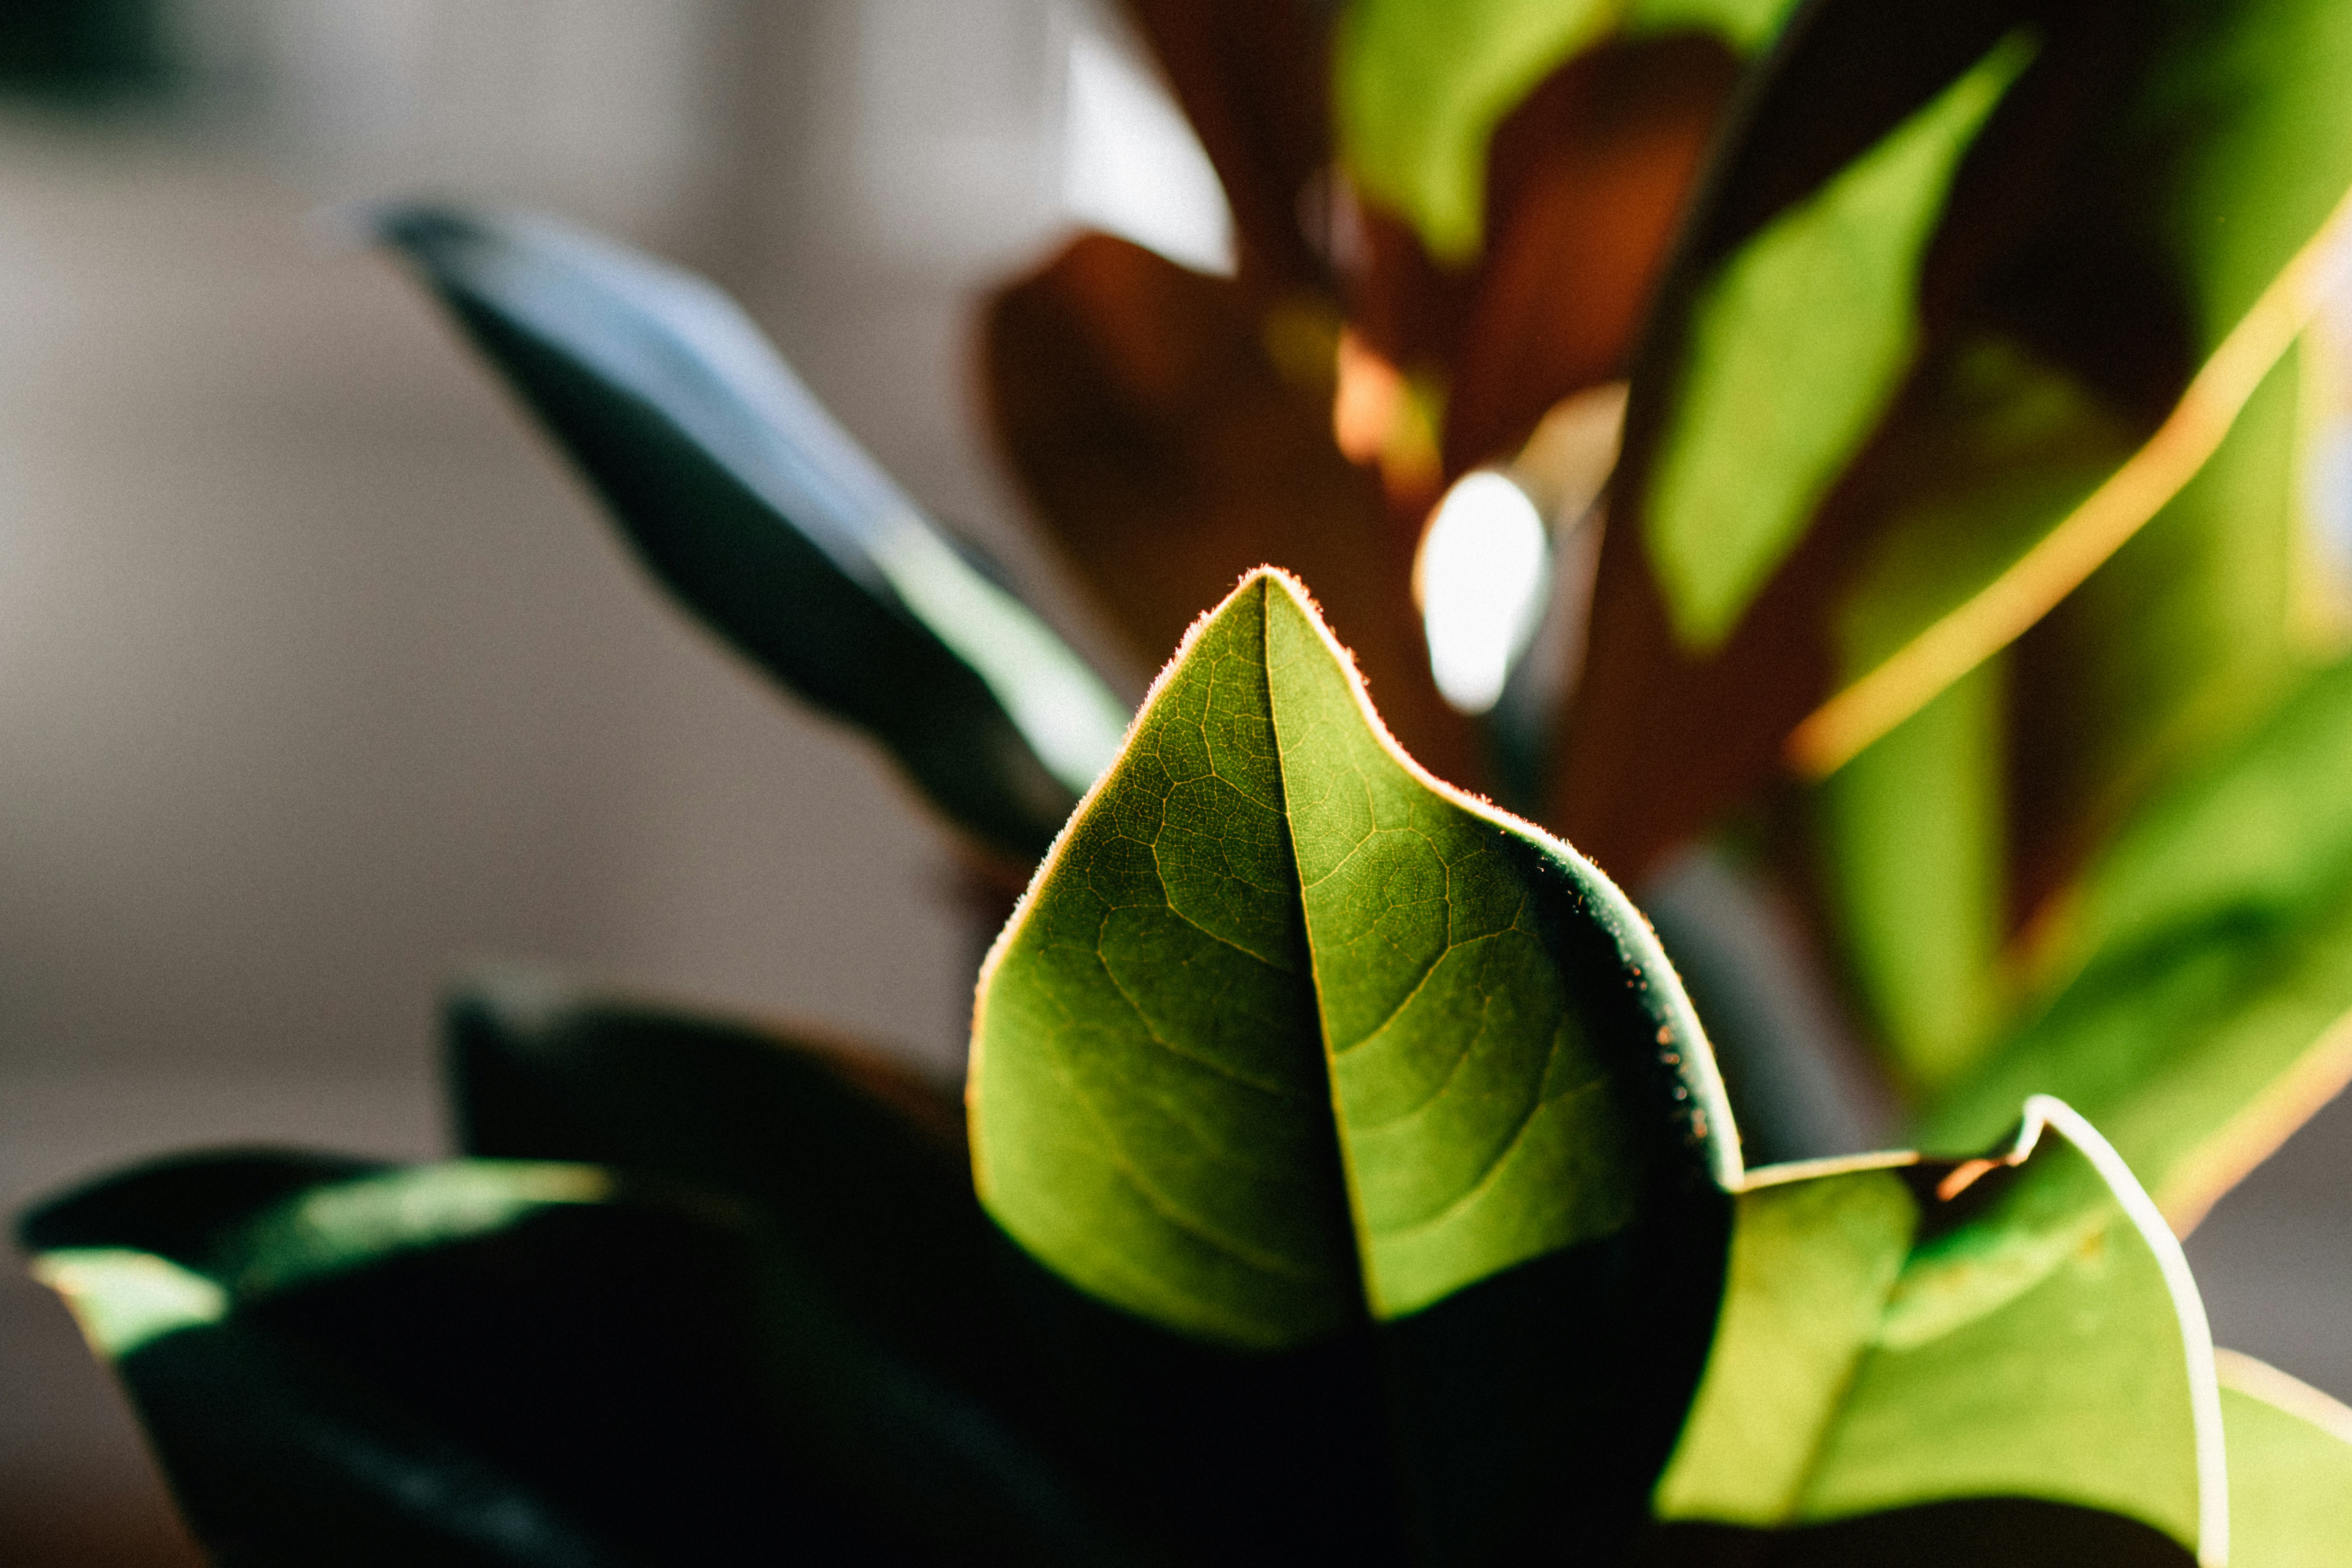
2213;1350;2352;1568
1656;1099;2224;1562
1920;653;2352;1225
374;204;1128;864
971;568;1737;1554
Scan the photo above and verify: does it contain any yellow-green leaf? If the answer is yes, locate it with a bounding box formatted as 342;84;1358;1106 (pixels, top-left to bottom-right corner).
1642;31;2033;651
969;569;1735;1348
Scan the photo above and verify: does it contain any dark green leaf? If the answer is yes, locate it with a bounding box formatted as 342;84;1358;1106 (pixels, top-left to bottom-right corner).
1656;1100;2224;1560
971;568;1736;1554
443;975;1004;1399
373;203;1129;863
441;973;1418;1568
27;1155;1122;1566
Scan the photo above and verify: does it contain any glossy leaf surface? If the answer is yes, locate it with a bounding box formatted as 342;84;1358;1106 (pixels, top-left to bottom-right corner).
972;569;1735;1347
376;204;1127;863
1657;1099;2224;1560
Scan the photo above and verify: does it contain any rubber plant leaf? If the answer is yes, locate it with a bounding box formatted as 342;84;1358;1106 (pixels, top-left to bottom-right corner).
373;203;1129;864
2212;1350;2352;1568
1654;1097;2225;1564
969;568;1738;1555
25;1154;1120;1565
1919;653;2352;1229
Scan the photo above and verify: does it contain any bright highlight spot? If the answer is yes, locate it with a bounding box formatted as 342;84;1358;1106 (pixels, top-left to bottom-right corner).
1417;471;1551;714
1062;31;1235;277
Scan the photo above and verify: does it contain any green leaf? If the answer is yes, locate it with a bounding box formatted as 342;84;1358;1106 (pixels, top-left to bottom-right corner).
2213;1350;2352;1568
1557;0;2352;889
440;975;1424;1567
373;204;1128;863
442;974;993;1388
1816;658;2010;1094
1642;31;2033;651
973;568;1735;1342
26;1154;1122;1565
1919;652;2352;1224
972;568;1736;1554
1656;1098;2225;1560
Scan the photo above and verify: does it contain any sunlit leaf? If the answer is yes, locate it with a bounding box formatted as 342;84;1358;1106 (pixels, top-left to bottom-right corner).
1656;1099;2223;1560
1336;0;1619;264
1643;32;2031;651
2213;1350;2352;1568
972;567;1736;1554
1560;0;2352;891
375;203;1128;863
1333;0;1791;267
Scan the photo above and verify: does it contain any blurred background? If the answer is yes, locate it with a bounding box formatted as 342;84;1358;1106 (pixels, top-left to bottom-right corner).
0;3;2343;1561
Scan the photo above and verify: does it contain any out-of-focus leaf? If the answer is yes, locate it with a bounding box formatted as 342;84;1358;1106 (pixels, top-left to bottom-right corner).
1333;0;1793;268
1336;0;1620;265
2007;345;2307;919
27;1154;1124;1566
1559;0;2352;890
1643;33;2031;651
1656;1099;2224;1560
980;231;1483;792
1919;654;2352;1225
443;975;1004;1400
373;203;1127;864
972;569;1736;1557
1817;658;2010;1094
1119;0;1331;291
2213;1350;2352;1568
1440;34;1738;477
